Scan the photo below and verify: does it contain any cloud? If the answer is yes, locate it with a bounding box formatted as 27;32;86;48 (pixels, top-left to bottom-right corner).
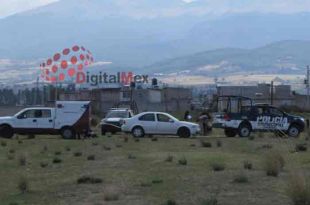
0;0;59;18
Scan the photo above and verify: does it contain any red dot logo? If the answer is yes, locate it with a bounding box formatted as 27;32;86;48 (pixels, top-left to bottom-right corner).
78;64;83;70
62;48;70;55
47;59;52;66
53;53;61;61
68;68;76;77
59;73;65;81
52;65;58;73
61;60;68;69
72;45;80;52
71;56;77;65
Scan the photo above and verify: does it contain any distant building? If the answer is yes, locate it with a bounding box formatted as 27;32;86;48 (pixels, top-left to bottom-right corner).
217;83;294;107
59;86;192;116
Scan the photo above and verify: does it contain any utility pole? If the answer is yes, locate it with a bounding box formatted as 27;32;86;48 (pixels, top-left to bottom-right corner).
270;81;274;105
307;65;310;107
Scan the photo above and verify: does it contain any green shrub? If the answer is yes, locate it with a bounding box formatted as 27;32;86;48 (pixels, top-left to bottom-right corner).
248;135;255;140
9;149;15;154
87;155;95;161
295;144;307;152
104;192;119;201
18;177;29;194
103;146;111;151
18;155;26;166
92;142;99;146
65;146;71;152
124;136;129;143
201;196;218;205
74;152;82;157
200;140;212;148
54;151;62;156
53;157;62;164
164;199;177;205
152;179;163;184
7;154;15;160
178;157;187;166
287;172;310;205
216;140;222;147
151;137;158;141
165;155;173;162
210;161;225;172
233;173;249;183
1;141;7;147
40;162;48;168
128;154;136;159
77;176;103;184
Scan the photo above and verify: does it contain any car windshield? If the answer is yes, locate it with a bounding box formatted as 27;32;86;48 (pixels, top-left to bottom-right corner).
106;111;128;118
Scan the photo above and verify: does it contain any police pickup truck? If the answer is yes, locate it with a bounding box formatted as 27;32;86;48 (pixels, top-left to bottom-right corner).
213;96;305;138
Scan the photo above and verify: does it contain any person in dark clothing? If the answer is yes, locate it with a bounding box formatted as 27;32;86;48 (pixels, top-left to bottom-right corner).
184;110;191;121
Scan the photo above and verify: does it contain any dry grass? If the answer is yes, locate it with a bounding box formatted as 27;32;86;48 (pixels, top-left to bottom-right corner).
286;172;310;205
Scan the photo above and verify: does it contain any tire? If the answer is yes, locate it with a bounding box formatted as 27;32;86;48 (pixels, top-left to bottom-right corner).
0;125;14;139
287;124;300;138
224;128;237;138
61;127;76;139
177;127;191;138
132;126;145;138
238;123;251;138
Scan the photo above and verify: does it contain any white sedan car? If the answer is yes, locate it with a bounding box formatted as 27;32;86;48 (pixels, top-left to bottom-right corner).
121;112;200;138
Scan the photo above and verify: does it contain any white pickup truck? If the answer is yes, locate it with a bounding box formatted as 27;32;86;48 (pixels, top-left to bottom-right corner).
0;101;91;139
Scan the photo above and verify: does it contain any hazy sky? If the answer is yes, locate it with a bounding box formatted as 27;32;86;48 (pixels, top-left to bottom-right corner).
1;0;310;18
0;0;59;18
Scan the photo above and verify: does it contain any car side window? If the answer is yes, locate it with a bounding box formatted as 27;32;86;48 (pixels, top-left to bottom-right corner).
18;110;36;119
157;114;171;122
269;108;283;117
41;110;52;118
139;114;155;121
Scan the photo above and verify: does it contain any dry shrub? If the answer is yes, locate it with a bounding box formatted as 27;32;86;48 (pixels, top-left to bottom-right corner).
233;172;249;183
210;160;225;172
200;140;212;148
243;160;253;170
18;154;26;166
263;151;285;177
287;172;310;205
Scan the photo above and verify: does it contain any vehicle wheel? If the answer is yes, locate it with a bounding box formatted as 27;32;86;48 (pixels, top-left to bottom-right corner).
61;127;76;139
287;125;300;138
132;126;145;138
224;128;237;138
177;127;191;138
238;123;251;138
0;125;14;139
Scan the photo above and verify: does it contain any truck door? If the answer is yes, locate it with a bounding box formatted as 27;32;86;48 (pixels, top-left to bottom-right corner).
14;109;38;130
35;109;54;129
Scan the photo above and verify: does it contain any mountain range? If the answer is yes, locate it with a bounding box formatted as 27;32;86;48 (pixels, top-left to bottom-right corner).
0;0;310;80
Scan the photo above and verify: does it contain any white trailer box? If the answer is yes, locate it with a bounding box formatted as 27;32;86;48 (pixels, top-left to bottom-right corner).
0;101;91;139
